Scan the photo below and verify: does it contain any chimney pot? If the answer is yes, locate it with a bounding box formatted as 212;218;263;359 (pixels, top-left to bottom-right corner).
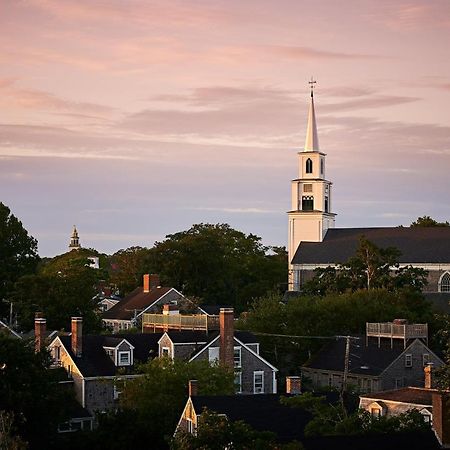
188;379;198;397
219;308;234;369
34;317;46;353
143;274;160;293
71;317;83;357
424;362;434;389
286;376;302;395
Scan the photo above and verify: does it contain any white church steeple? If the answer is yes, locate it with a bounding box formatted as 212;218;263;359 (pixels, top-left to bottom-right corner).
304;78;319;152
287;80;336;290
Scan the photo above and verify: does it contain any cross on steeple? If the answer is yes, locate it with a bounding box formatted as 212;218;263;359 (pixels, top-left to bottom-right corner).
308;77;317;97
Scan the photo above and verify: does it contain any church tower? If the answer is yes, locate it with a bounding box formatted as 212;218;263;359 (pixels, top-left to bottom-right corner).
69;225;81;251
288;80;336;290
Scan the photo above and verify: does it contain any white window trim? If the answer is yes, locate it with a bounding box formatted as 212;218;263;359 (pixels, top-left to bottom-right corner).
422;353;430;366
438;271;450;293
235;371;242;394
405;354;413;368
234;346;242;369
118;351;131;366
253;371;264;394
161;346;171;358
208;347;219;364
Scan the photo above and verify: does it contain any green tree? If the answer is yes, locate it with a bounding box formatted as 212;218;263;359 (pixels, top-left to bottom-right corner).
148;223;287;311
0;202;39;318
109;246;152;295
0;411;28;450
302;237;428;296
410;216;450;227
87;358;234;449
11;261;102;333
0;336;69;448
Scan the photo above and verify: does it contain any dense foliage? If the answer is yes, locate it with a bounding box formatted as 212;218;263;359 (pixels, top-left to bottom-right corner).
11;257;102;333
0;336;70;449
410;215;450;227
0;203;39;319
147;223;287;311
302;237;428;296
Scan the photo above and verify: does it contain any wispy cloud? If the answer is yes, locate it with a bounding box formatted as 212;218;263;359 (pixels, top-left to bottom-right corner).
190;206;279;214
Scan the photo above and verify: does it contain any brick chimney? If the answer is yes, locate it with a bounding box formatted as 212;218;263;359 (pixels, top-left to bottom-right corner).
219;308;234;368
188;379;198;397
432;391;450;447
143;274;160;293
286;376;302;395
34;314;46;353
424;363;434;389
71;317;83;357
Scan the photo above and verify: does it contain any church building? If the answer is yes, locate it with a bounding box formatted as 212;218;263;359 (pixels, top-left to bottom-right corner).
288;83;450;305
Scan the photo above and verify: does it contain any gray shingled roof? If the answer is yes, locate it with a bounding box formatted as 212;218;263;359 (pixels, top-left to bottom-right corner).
302;337;405;376
58;333;162;377
292;227;450;265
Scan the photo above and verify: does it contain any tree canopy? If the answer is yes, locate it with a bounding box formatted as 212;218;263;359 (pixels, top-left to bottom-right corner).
410;216;449;227
0;336;70;448
0;202;39;318
147;223;287;311
302;237;428;296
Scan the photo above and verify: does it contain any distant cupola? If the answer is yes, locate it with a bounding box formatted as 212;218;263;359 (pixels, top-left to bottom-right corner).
69;225;81;251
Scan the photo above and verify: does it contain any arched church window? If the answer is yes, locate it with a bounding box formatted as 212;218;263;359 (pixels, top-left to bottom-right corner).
439;272;450;292
306;158;313;174
325;196;329;213
302;196;314;211
320;159;324;175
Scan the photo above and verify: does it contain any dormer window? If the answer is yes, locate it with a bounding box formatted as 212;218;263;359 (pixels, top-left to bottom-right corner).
118;351;131;366
306;158;313;174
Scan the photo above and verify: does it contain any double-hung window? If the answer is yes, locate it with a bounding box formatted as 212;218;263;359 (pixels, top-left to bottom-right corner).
253;371;264;394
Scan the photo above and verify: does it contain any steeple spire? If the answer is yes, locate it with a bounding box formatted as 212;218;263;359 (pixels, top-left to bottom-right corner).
304;77;319;152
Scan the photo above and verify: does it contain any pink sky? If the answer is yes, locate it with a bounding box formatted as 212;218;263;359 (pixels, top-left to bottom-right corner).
1;0;450;256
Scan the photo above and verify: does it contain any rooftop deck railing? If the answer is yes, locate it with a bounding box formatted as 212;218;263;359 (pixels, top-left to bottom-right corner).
366;322;428;340
142;313;219;332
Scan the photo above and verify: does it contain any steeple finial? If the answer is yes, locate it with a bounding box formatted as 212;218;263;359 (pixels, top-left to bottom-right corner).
304;78;319;151
308;76;317;98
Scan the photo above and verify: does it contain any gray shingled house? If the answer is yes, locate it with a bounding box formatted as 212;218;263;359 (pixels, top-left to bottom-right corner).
301;321;443;393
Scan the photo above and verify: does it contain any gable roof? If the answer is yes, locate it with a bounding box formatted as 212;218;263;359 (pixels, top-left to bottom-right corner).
102;286;175;321
292;227;450;265
163;330;258;346
302;337;407;376
56;333;162;377
360;387;434;406
190;393;338;443
0;320;22;339
197;305;231;316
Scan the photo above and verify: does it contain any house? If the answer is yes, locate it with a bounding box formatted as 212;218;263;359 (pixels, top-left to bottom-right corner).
158;308;278;394
360;387;434;422
48;316;163;414
359;366;450;449
301;321;444;393
176;377;332;443
102;273;186;332
287;87;450;307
